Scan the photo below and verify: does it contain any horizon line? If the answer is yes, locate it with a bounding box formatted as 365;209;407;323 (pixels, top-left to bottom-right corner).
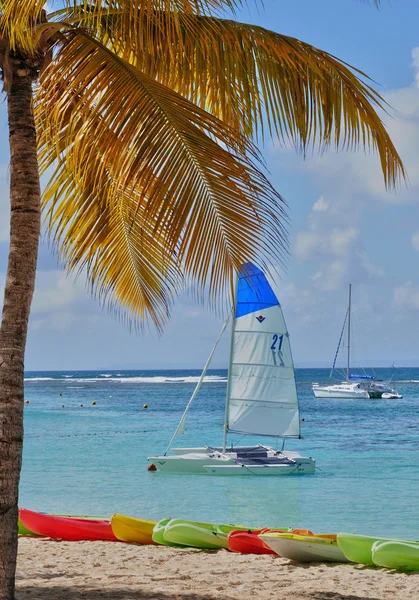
24;363;419;372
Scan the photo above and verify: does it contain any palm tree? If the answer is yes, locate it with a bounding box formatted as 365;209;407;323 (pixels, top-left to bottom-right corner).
0;0;404;597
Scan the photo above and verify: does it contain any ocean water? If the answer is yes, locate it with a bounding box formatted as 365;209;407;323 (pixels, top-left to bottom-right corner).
20;368;419;538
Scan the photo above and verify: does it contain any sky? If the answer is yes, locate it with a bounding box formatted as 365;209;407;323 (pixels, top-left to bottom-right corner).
1;0;419;370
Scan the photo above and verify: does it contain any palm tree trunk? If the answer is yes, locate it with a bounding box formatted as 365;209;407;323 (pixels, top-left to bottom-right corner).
0;74;40;600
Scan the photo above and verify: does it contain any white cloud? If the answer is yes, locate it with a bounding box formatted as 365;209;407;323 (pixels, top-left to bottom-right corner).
310;271;323;281
31;271;81;314
412;231;419;251
325;260;347;291
274;281;315;325
292;190;382;290
412;47;419;88
312;195;329;212
295;195;360;266
29;270;97;331
329;227;359;256
392;281;419;311
0;269;93;332
295;226;359;261
31;311;75;332
294;231;320;260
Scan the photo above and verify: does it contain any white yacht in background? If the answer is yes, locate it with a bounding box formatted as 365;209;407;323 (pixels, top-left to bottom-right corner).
312;380;370;399
312;285;402;400
148;263;316;475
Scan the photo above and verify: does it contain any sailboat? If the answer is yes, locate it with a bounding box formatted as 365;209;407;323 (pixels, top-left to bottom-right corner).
312;285;402;400
148;264;316;475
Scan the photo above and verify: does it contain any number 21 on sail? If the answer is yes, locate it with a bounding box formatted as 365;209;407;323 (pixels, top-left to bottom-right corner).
271;334;285;366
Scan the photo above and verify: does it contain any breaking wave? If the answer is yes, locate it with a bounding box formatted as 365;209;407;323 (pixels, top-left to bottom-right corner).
70;375;226;384
25;375;227;384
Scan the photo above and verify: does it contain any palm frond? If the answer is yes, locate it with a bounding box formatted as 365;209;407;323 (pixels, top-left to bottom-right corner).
36;31;287;324
0;0;46;52
56;0;241;17
87;10;404;189
49;0;241;45
42;158;184;329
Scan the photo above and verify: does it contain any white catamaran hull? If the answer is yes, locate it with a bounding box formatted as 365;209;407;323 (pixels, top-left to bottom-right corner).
148;447;316;475
149;453;233;474
313;383;401;400
203;461;315;476
313;387;370;399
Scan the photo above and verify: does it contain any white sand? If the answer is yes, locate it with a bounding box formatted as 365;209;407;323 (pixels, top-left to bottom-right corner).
17;538;418;600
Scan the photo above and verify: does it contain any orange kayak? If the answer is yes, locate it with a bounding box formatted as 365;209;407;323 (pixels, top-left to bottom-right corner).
19;508;117;542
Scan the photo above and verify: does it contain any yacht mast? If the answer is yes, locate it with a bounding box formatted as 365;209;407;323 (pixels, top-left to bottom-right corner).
223;277;238;453
347;284;352;381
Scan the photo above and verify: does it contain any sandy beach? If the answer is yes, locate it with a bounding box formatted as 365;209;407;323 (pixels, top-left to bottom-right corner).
16;538;418;600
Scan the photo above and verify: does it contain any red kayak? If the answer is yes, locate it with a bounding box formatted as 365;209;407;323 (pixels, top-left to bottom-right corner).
228;528;288;555
19;509;117;542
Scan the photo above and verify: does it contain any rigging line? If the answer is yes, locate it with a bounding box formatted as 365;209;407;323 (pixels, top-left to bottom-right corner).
330;308;349;379
164;311;232;456
229;434;247;448
352;317;374;379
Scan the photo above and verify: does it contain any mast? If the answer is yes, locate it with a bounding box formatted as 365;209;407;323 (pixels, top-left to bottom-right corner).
329;308;348;379
347;284;352;381
223;276;238;453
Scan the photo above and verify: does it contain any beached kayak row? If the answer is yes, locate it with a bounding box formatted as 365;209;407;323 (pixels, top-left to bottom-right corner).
18;509;419;571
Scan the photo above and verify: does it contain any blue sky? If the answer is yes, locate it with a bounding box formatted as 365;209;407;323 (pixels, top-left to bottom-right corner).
1;0;419;370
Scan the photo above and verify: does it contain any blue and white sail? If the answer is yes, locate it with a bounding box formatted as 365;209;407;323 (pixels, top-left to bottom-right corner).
225;264;300;438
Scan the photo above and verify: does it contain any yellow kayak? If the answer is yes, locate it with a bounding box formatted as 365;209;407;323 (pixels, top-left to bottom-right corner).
110;514;157;545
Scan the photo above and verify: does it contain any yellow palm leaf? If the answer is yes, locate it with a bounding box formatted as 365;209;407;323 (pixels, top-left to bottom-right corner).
4;0;400;328
42;158;183;329
88;9;403;189
0;0;47;52
48;0;241;47
36;31;287;323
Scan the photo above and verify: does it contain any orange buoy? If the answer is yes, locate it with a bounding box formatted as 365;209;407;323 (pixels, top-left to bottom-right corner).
143;404;148;409
92;401;96;405
148;463;157;472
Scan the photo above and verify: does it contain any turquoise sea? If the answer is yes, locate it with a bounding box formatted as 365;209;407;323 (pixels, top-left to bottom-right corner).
21;368;419;538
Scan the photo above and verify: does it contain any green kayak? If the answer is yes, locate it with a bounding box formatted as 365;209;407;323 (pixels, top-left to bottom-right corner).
372;541;419;571
152;518;184;546
337;533;404;566
154;518;254;549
